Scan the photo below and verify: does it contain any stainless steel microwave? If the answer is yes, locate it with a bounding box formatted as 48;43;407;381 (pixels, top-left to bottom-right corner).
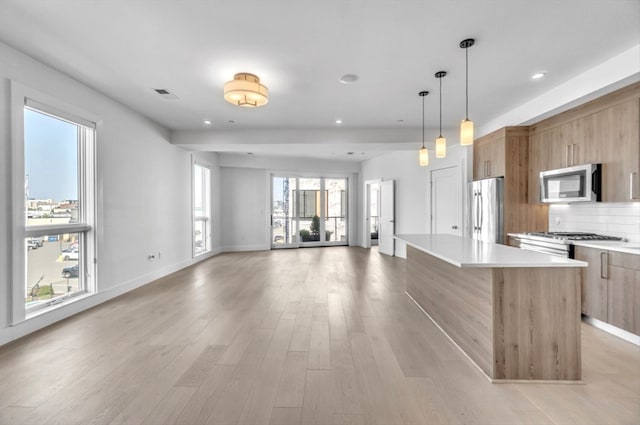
540;164;601;203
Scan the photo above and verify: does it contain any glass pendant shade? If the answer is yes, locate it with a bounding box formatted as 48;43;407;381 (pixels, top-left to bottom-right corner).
419;146;429;166
460;119;474;145
435;136;447;158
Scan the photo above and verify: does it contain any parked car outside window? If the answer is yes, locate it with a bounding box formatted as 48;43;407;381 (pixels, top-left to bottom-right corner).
61;264;79;279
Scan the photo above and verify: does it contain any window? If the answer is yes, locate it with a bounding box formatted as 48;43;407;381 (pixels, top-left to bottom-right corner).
17;96;97;320
193;161;211;256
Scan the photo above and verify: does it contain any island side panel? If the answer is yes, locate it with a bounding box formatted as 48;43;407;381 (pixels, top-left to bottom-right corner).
492;267;581;381
406;246;494;377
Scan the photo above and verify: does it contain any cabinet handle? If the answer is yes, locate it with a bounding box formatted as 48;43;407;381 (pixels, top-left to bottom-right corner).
572;144;577;165
600;252;608;279
488;160;491;176
631;172;639;200
484;161;488;177
565;145;570;167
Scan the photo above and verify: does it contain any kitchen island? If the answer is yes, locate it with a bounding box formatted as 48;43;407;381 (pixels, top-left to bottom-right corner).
395;234;587;382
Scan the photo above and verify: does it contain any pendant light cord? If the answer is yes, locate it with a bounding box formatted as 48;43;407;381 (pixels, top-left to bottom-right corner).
422;94;425;149
465;46;469;120
439;77;443;138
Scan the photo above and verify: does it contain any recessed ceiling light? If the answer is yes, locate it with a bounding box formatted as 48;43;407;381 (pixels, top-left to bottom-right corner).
228;120;235;124
335;119;343;124
339;74;359;84
347;152;354;155
531;72;546;80
203;120;212;125
397;119;404;123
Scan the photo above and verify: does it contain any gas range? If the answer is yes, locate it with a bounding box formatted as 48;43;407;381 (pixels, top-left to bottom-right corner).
524;232;623;241
514;232;622;258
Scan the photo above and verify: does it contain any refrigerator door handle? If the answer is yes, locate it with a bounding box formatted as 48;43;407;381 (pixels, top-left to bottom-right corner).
479;192;484;231
474;190;479;231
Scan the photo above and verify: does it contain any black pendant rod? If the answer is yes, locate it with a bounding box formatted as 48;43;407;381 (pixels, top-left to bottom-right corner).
418;91;428;148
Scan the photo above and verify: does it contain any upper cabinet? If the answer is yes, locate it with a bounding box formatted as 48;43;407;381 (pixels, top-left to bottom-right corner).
473;130;505;180
473;127;548;240
529;83;640;203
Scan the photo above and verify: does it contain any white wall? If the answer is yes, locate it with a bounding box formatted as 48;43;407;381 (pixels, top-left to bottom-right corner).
0;41;222;346
221;167;269;251
219;154;360;251
359;146;470;258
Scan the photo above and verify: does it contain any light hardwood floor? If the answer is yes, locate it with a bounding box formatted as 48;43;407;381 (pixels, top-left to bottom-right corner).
0;247;638;425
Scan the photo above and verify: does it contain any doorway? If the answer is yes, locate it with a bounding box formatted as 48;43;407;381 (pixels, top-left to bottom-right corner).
430;165;462;236
271;175;348;248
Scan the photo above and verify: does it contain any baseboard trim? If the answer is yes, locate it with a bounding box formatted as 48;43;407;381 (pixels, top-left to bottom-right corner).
583;316;640;346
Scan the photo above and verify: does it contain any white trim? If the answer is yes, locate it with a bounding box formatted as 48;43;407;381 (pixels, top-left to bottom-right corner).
10;81;99;325
583;316;640;346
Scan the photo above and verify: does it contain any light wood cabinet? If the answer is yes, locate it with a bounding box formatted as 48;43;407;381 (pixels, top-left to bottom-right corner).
473;132;505;180
528;83;640;204
474;127;548;241
599;99;640;202
574;246;608;321
575;245;640;335
607;251;640;335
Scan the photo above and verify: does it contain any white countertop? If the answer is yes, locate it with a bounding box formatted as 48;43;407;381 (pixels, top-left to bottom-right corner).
571;240;640;255
395;234;587;268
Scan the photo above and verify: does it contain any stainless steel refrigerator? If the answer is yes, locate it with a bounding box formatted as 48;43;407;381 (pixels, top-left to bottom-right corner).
469;177;504;244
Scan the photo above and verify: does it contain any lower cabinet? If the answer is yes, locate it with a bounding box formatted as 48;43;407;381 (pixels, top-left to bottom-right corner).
575;246;640;335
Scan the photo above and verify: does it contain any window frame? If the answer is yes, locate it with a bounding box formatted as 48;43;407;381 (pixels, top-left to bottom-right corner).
11;82;98;324
192;157;211;257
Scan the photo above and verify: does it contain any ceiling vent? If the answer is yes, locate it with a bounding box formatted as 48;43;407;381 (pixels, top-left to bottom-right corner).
153;88;179;100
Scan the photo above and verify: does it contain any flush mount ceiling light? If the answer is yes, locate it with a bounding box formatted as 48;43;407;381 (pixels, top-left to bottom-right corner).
459;38;475;146
223;73;269;107
418;90;429;167
435;71;447;158
532;72;546;80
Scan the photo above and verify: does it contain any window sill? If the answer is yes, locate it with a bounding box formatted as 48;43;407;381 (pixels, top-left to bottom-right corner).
24;291;96;322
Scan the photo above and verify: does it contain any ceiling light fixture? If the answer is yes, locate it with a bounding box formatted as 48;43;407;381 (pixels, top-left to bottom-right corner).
223;72;269;107
532;72;546;80
203;120;212;125
339;74;359;84
459;38;475;146
335;119;343;124
435;71;447;158
418;90;429;167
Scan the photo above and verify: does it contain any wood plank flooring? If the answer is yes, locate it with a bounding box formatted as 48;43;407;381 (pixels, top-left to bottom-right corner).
0;247;638;425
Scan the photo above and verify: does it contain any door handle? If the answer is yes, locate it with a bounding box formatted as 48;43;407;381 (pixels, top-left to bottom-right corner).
631;172;639;200
389;220;395;223
600;252;608;279
479;193;484;231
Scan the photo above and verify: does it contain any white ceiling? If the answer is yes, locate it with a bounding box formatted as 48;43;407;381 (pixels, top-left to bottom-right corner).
0;0;638;160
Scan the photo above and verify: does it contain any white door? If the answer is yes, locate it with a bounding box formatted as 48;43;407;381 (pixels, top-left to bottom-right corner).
379;180;395;256
431;166;462;236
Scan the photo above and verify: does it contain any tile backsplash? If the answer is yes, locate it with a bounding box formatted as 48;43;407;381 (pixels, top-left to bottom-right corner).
549;203;640;243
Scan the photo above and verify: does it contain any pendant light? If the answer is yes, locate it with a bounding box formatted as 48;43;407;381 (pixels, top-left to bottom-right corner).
435;71;447;158
459;38;475;145
418;91;429;167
